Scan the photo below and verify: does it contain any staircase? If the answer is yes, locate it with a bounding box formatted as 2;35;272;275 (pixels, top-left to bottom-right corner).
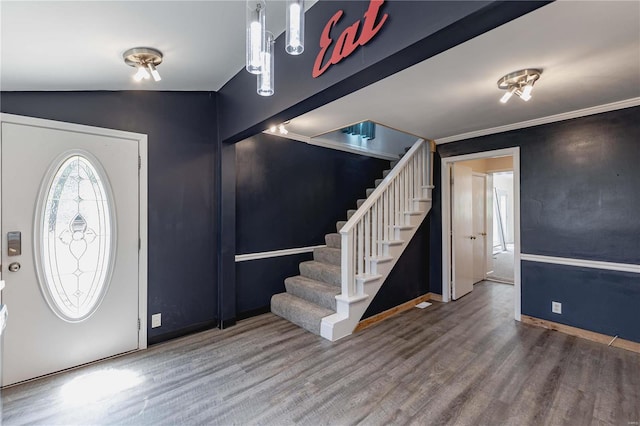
271;138;435;340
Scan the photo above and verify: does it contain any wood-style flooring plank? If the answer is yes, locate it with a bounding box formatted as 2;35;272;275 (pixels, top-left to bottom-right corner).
2;281;639;426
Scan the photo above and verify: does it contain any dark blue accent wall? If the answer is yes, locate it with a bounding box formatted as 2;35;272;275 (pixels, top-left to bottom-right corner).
236;133;390;253
236;254;312;318
429;153;443;295
0;91;219;343
235;133;389;317
363;215;430;318
522;262;640;342
436;106;640;342
219;0;550;143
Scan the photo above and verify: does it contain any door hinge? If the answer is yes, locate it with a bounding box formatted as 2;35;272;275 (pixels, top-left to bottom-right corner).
138;318;141;330
138;238;141;251
138;155;141;170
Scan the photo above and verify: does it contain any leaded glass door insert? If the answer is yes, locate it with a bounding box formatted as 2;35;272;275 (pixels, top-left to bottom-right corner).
37;153;115;322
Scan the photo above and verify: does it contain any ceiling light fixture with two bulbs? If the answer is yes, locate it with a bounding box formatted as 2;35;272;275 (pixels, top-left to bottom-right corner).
497;68;542;103
123;47;163;83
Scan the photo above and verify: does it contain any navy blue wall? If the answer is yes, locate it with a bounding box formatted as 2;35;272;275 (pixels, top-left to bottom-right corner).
235;133;389;317
363;216;431;318
0;91;219;343
436;106;640;342
219;0;549;143
522;262;640;342
236;254;312;319
429;153;443;295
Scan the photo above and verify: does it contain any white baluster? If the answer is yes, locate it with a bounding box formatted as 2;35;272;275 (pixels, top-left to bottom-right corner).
365;211;371;275
372;202;378;260
357;220;364;278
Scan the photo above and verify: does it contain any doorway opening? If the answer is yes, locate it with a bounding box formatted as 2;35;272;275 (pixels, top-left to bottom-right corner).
488;171;515;284
441;147;521;321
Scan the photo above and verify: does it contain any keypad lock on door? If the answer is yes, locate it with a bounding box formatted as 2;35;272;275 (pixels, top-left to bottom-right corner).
7;231;22;272
8;231;21;256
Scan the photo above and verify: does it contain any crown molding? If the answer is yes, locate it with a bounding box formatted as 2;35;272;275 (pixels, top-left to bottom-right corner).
436;97;640;145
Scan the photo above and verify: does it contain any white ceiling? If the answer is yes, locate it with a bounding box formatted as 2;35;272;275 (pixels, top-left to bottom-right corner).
0;1;309;91
290;1;640;143
1;1;639;147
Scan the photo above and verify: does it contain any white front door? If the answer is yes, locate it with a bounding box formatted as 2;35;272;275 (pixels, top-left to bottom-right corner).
451;164;474;300
1;118;142;386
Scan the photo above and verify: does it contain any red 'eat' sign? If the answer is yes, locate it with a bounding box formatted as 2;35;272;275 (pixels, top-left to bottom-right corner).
312;0;388;79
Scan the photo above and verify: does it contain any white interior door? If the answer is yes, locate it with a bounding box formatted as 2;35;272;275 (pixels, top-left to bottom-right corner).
1;120;140;386
451;164;474;300
472;174;486;284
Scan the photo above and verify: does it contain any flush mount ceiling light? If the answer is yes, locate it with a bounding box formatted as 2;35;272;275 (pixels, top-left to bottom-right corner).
123;47;163;82
497;68;542;103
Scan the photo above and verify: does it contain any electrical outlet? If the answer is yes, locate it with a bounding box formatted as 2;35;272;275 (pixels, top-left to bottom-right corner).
151;313;162;328
551;301;562;314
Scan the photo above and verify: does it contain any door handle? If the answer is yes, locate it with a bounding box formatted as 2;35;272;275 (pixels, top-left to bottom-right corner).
8;262;21;272
480;232;487;236
469;236;476;240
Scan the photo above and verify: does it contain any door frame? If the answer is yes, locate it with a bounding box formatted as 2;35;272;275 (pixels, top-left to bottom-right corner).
441;147;521;321
0;113;148;349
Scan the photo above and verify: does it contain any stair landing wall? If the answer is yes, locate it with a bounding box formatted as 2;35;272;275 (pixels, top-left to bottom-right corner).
236;132;389;317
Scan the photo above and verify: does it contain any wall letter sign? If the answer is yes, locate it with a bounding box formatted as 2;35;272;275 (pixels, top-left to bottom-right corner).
312;0;388;78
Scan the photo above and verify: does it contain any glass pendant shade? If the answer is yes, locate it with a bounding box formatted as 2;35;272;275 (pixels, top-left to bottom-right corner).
285;0;304;55
246;0;266;74
258;32;275;96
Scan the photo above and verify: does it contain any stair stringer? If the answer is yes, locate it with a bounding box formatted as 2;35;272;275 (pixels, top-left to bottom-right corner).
320;198;432;341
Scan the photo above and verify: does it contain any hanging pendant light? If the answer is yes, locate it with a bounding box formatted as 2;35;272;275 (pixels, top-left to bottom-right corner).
258;32;275;96
246;0;266;74
285;0;305;55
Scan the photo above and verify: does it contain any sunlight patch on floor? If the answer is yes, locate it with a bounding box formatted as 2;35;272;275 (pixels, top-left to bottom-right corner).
61;368;144;405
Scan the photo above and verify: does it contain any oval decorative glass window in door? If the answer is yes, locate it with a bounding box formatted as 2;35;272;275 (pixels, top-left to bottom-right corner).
37;154;115;322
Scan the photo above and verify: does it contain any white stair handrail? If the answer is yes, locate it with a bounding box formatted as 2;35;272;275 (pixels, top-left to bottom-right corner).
339;138;434;299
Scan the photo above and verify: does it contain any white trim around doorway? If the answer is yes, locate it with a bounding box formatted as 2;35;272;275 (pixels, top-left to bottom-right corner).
441;147;521;321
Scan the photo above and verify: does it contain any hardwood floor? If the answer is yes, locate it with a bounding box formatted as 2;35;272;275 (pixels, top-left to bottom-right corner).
2;281;639;425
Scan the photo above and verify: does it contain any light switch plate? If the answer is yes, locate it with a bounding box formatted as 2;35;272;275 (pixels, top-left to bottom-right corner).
551;301;562;314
